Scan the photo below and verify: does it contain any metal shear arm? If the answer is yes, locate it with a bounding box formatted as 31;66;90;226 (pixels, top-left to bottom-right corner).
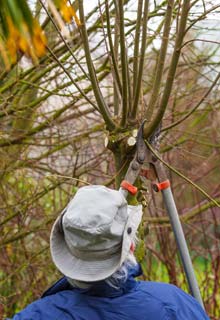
119;121;204;309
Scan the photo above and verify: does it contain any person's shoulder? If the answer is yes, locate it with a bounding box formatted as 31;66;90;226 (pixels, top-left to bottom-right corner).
138;280;183;299
136;281;210;320
11;289;77;320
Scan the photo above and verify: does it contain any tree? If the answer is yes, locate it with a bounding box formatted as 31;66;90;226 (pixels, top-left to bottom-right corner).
0;1;220;319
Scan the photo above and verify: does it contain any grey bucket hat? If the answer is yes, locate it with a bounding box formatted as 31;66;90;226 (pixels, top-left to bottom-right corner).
50;185;142;282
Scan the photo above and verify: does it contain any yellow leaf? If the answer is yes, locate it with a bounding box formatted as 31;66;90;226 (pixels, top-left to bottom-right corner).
18;36;29;53
0;39;11;70
32;35;46;57
59;1;81;26
32;21;47;57
6;38;17;64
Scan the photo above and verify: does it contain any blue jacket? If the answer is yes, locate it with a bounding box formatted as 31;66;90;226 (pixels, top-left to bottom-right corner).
11;265;209;320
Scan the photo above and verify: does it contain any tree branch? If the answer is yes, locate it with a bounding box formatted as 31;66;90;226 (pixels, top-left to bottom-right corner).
131;0;149;118
144;0;190;138
105;0;122;95
145;197;220;225
118;0;128;127
144;140;220;208
78;1;116;131
162;71;220;131
144;0;174;121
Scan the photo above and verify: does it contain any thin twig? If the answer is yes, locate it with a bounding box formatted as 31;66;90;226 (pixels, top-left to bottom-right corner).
144;140;220;208
47;46;98;109
162;71;220;131
39;0;90;81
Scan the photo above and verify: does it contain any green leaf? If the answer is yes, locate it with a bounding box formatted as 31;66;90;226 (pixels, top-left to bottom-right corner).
5;0;24;32
15;0;34;34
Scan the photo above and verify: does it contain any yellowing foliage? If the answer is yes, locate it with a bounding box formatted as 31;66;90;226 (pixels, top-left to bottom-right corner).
0;0;81;70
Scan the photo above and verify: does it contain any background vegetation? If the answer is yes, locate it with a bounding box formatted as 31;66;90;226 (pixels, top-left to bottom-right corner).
0;1;220;319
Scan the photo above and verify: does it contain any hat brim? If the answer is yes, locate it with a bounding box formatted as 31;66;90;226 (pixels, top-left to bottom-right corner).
50;204;142;282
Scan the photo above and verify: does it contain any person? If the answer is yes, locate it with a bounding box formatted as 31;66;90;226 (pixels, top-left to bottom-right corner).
11;185;209;320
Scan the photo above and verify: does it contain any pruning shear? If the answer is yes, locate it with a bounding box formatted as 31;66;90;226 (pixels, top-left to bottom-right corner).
119;120;204;309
